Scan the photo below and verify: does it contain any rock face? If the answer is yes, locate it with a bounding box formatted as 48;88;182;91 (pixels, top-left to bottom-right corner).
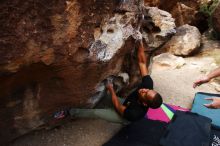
89;13;136;62
142;7;176;49
168;1;207;28
163;24;202;56
170;2;197;27
212;2;220;34
117;0;141;12
0;0;130;143
152;53;185;71
144;0;209;30
0;0;176;143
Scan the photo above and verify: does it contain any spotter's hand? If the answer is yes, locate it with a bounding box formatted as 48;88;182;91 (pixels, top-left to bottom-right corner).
204;97;220;109
193;76;210;88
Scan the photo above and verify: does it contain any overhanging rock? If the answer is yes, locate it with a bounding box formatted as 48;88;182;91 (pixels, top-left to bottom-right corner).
0;0;176;143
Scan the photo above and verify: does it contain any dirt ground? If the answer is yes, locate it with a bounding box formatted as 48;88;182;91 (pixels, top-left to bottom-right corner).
11;39;220;146
11;118;122;146
151;57;218;109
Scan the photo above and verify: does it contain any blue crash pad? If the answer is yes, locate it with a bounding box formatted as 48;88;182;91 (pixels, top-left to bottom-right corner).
191;92;220;129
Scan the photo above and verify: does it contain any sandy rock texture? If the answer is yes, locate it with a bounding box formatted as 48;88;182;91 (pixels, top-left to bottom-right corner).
152;53;185;70
164;24;201;56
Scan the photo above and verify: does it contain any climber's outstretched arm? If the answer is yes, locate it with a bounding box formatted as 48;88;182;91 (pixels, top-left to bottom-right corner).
106;83;126;115
137;40;150;77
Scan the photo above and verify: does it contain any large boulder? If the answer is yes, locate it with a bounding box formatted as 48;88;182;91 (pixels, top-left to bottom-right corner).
142;7;176;49
144;0;209;29
0;0;138;143
0;0;177;143
212;2;220;34
116;1;177;49
152;53;185;71
163;24;202;56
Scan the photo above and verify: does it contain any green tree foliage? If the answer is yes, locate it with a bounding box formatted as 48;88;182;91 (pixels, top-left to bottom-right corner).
199;0;220;16
199;0;220;39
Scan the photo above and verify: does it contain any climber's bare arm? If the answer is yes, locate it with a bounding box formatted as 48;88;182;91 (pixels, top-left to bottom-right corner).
106;83;126;115
137;40;150;77
193;67;220;88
